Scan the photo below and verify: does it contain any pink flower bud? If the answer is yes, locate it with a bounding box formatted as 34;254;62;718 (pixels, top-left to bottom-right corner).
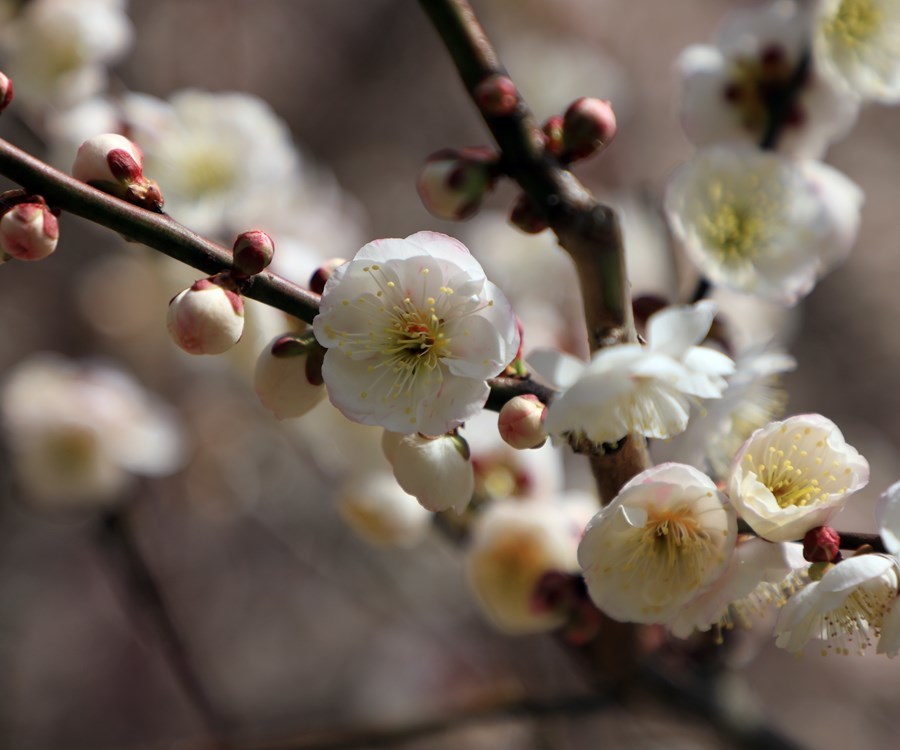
0;201;59;261
232;230;275;277
474;74;519;117
309;257;347;295
0;70;13;114
541;115;565;158
166;277;244;355
254;333;327;419
509;193;548;234
417;147;498;221
562;98;617;161
73;133;164;211
803;526;841;563
498;394;547;450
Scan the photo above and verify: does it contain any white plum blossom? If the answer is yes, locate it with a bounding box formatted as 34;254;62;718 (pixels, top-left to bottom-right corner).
775;554;899;655
875;480;900;655
728;414;870;542
0;354;184;507
578;463;737;624
668;537;806;639
679;0;858;157
314;232;519;435
530;301;734;446
338;470;432;548
666;147;863;305
381;430;475;514
814;0;900;103
466;495;593;634
0;0;133;111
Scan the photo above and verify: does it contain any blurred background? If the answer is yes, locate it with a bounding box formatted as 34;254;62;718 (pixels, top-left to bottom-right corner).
0;0;899;748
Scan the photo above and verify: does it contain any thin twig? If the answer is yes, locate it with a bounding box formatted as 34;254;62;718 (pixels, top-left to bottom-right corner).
97;508;234;749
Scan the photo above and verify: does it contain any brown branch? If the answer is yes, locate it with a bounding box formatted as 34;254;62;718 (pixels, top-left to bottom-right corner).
0;135;549;411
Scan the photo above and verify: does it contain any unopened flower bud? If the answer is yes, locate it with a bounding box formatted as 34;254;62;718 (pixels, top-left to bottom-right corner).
509;193;548;234
254;333;327;419
381;430;475;514
73;133;163;211
167;277;244;355
417;147;498;221
562;98;617;161
309;257;347;295
803;526;841;563
499;394;547;450
0;70;13;114
232;230;274;277
542;115;565;158
0;201;59;261
474;74;519;117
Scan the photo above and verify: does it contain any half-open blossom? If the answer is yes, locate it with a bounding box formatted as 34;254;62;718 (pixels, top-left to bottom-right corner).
254;333;326;419
381;430;475;514
775;554;899;655
466;496;592;634
530;301;734;446
579;463;737;624
313;232;519;435
729;414;869;542
668;537;806;639
679;0;858;157
814;0;900;103
666;147;863;305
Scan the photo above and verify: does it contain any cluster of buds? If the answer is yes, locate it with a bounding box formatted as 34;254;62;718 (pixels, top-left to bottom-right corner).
254;333;326;419
542;97;617;163
417;146;500;221
0;191;59;262
72;133;164;212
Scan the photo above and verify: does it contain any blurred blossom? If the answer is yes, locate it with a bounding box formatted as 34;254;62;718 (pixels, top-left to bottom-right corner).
465;494;595;634
1;353;185;507
0;0;133;112
814;0;900;104
338;470;432;548
666;147;863;305
678;0;858;158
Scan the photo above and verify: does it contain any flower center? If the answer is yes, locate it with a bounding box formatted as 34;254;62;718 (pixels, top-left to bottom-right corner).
818;574;897;656
180;144;238;196
743;425;855;508
723;45;805;133
825;0;883;49
623;502;719;594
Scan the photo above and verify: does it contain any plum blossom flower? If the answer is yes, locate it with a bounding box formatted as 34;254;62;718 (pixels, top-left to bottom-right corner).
666;147;863;305
728;414;869;542
578;463;737;624
678;0;858;157
466;494;595;634
0;354;184;507
814;0;900;103
775;553;899;655
314;232;519;435
530;301;734;446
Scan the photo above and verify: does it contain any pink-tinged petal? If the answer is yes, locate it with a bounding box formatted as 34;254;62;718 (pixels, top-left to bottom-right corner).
622;462;717;493
353;237;425;264
647;301;717;357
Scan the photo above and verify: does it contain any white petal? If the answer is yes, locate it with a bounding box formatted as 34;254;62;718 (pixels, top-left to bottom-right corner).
647;301;717;356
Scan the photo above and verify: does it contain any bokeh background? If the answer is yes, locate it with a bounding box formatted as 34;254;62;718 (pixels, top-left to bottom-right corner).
0;1;899;748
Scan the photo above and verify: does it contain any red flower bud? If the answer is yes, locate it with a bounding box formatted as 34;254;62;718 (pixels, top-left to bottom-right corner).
803;526;841;563
562;97;617;161
232;230;275;277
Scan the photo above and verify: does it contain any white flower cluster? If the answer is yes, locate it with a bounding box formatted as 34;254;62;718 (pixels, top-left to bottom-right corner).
666;0;900;307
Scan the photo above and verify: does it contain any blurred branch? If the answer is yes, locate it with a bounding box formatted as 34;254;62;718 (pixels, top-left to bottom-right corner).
0;135;548;411
97;508;234;749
